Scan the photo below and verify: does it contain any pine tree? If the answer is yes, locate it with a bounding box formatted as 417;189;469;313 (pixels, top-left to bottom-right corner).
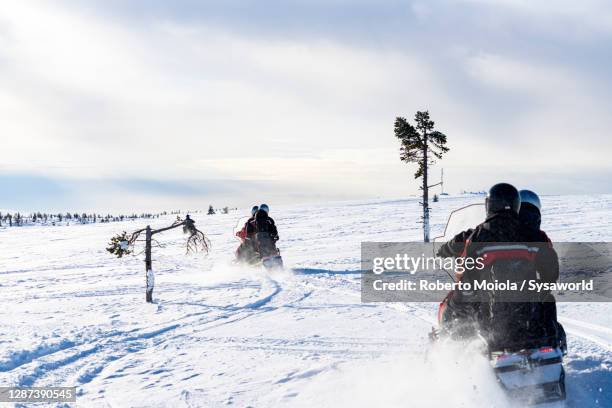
394;111;449;242
207;205;216;215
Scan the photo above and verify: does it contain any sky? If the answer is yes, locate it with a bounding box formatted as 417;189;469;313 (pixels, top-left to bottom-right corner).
1;0;611;212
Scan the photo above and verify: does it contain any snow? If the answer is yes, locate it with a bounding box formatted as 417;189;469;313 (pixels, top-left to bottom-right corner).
0;194;611;407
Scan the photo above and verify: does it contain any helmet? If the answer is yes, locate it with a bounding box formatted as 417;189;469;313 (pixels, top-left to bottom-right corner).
259;203;269;214
486;183;520;216
519;190;541;211
251;205;259;216
518;189;541;230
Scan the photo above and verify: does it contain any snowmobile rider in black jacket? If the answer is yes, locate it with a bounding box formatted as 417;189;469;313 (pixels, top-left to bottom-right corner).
518;189;566;353
436;183;560;348
236;205;259;240
519;190;559;283
246;204;278;241
235;205;261;263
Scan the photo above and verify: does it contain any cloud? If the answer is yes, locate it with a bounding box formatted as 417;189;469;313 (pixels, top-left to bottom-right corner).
0;2;446;176
454;0;612;34
0;0;611;211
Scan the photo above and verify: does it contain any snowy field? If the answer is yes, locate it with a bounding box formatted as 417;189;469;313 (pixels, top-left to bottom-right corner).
1;195;611;407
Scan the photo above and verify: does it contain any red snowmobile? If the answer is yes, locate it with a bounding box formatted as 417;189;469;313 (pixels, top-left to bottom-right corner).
233;216;283;270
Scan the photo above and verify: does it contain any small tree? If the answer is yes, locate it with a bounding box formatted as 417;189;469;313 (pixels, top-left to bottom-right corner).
107;215;210;303
207;205;216;215
394;111;449;242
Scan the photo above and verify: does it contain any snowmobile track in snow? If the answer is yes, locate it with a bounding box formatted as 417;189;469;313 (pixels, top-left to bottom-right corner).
3;273;313;390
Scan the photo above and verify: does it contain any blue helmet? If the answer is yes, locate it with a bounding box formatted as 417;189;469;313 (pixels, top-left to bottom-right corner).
519;190;541;211
259;203;269;214
250;205;259;216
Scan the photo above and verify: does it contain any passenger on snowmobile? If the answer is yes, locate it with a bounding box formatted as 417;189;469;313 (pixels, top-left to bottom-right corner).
518;189;560;285
235;206;260;263
236;206;259;240
436;183;560;350
519;189;566;353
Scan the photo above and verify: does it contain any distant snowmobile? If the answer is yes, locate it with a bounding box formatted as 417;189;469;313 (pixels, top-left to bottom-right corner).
233;209;283;270
430;202;566;404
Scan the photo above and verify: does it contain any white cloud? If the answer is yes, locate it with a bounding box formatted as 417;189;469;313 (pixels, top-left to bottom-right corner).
462;53;612;166
454;0;612;34
0;0;610;211
0;2;446;180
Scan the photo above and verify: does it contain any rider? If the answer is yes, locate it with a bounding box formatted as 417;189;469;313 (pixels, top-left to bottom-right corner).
236;205;259;240
246;204;278;241
235;205;260;262
437;183;523;337
243;204;279;261
518;189;566;352
437;183;559;348
517;189;561;289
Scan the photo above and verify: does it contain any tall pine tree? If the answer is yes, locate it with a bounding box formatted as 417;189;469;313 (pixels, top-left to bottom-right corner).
394;111;449;242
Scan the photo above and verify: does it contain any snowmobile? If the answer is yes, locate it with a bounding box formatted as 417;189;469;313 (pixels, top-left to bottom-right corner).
233;216;283;270
431;203;566;404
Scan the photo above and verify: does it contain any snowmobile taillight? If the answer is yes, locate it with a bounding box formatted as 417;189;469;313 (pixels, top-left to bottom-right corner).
538;347;555;353
495;353;511;361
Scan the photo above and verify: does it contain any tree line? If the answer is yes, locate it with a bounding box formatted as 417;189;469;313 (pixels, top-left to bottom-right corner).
0;209;197;227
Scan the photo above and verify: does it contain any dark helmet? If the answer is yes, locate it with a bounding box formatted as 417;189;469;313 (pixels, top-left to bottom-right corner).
486;183;520;216
519;189;542;230
250;205;259;216
519;190;541;211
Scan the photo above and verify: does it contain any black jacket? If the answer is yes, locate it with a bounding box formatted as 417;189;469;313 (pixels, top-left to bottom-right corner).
519;202;542;231
246;210;278;240
438;210;559;283
438;210;560;348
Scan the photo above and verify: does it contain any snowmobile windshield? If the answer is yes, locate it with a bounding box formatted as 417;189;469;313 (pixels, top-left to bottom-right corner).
233;216;251;240
433;203;485;255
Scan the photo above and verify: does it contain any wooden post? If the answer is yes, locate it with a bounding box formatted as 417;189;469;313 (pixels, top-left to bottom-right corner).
145;226;154;302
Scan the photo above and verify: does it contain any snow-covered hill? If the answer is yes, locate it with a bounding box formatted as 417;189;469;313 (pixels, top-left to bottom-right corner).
1;195;611;407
